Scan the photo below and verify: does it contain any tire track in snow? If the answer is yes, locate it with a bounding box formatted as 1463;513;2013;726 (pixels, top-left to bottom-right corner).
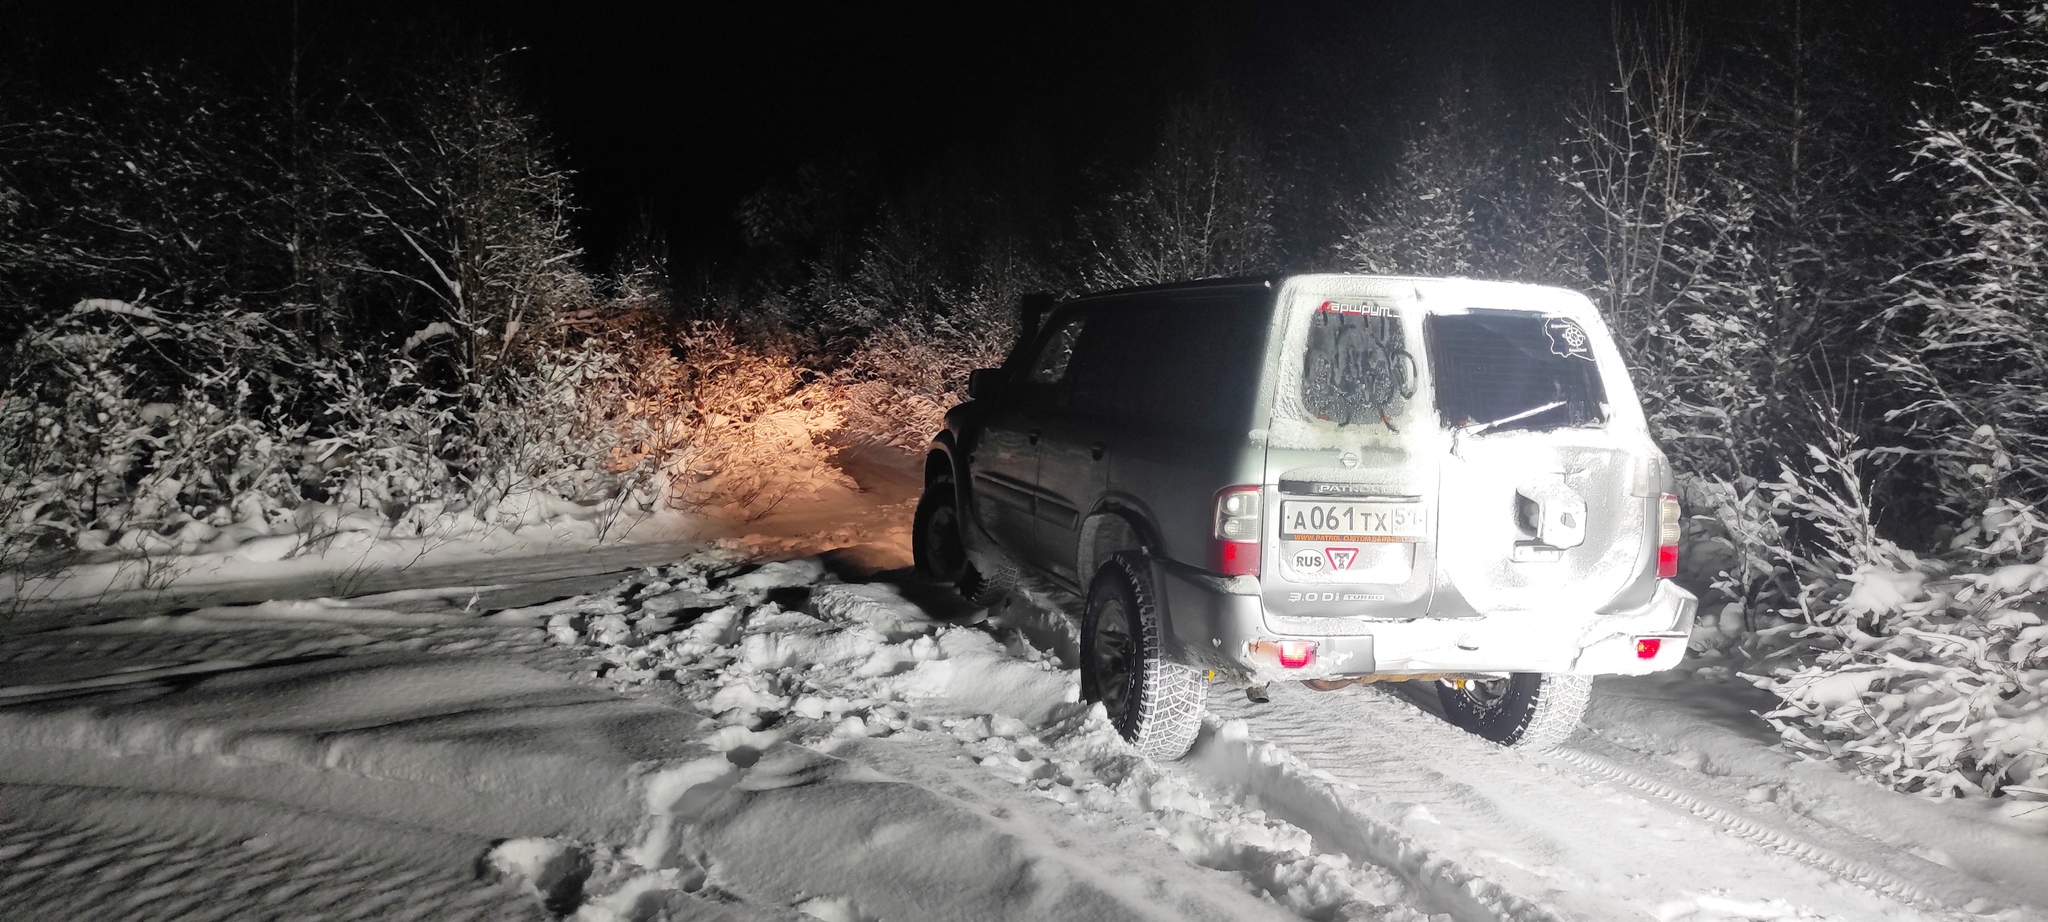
1197;689;1584;922
1195;682;1957;922
1539;744;1948;912
1208;686;1573;863
0;624;577;684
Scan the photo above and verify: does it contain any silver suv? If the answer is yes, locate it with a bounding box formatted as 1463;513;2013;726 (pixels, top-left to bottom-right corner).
913;275;1697;759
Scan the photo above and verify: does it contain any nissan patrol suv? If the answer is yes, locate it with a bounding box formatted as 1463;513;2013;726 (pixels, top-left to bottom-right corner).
913;275;1697;759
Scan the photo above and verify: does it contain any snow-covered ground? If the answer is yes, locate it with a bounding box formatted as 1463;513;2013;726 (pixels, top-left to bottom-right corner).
2;462;2045;921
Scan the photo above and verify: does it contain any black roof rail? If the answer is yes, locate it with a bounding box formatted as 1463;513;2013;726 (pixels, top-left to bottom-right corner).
1064;275;1281;305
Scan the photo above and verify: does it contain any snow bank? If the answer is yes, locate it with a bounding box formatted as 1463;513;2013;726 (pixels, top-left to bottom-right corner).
2;491;696;612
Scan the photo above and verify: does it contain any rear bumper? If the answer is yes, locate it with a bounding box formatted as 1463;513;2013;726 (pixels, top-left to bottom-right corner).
1156;560;1697;682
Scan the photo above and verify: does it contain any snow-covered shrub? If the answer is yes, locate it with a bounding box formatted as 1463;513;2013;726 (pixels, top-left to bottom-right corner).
1752;423;2048;801
307;355;461;518
830;290;1014;448
663;325;851;518
469;341;643;512
0;301;304;571
585;316;851;520
1680;475;1791;650
0;52;652;584
1741;2;2048;802
1754;505;2048;801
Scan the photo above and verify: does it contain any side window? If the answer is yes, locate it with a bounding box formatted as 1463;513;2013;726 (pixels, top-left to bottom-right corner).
1026;314;1086;385
1070;309;1137;412
1071;297;1264;432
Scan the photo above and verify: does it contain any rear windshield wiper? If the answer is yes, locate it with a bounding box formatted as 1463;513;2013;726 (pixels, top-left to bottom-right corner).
1463;401;1564;436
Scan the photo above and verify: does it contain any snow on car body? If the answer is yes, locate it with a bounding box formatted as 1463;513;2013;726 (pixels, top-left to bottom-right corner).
915;275;1697;759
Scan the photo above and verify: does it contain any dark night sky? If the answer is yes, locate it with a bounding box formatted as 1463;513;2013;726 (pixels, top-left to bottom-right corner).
2;1;1984;273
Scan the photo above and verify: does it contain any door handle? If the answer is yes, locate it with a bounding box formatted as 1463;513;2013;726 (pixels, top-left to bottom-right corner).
1091;441;1105;460
1028;429;1040;445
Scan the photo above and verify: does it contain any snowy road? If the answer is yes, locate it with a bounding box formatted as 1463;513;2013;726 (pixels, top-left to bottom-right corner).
2;493;2045;920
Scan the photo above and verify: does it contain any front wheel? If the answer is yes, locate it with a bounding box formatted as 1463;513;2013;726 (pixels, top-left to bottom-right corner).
1436;673;1590;751
1081;552;1205;760
913;477;1015;606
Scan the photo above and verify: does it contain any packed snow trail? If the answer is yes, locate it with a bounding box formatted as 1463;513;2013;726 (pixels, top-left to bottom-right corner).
5;472;2048;919
1202;684;1990;921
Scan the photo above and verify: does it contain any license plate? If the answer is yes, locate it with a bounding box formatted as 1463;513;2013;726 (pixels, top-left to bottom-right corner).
1279;500;1429;542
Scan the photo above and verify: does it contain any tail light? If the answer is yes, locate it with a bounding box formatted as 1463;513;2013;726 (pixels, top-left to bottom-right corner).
1211;485;1262;576
1636;637;1662;659
1657;492;1681;579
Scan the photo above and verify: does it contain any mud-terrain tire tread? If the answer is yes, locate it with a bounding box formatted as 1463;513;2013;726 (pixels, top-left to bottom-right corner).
1084;552;1205;761
1438;672;1590;751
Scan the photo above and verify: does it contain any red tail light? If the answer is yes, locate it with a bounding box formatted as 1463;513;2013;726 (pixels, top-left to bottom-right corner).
1657;492;1680;579
1211;485;1263;576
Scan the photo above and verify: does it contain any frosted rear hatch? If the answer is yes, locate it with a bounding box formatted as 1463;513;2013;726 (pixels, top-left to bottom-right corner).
1260;279;1651;623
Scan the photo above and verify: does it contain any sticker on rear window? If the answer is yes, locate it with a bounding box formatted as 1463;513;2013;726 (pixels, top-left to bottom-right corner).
1544;317;1594;362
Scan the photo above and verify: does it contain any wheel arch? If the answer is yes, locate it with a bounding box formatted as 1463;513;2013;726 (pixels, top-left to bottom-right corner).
1078;495;1167;590
923;433;1000;554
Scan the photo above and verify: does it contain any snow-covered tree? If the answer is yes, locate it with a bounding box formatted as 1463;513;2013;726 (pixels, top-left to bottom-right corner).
1331;87;1585;288
1880;1;2048;515
1080;95;1277;287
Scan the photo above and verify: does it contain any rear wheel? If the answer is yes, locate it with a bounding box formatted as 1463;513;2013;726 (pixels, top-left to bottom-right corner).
913;476;1015;607
1436;673;1590;751
1081;552;1205;760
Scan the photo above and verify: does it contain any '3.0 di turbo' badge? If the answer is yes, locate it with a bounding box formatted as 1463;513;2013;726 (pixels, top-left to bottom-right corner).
1291;549;1325;572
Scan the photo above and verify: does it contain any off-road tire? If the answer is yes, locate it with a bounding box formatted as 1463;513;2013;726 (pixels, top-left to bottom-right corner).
1437;672;1590;751
912;483;957;580
957;553;1017;607
1081;552;1205;761
913;475;1016;607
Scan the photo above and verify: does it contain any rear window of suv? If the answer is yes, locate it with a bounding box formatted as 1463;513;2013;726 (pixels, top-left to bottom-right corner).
1424;310;1608;433
1299;301;1418;431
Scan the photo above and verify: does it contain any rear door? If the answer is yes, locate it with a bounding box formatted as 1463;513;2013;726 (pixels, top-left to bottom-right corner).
1261;288;1439;622
1422;308;1648;615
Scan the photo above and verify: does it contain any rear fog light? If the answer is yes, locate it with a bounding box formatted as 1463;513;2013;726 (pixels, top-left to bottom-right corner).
1277;640;1316;669
1636;637;1662;660
1247;640;1318;670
